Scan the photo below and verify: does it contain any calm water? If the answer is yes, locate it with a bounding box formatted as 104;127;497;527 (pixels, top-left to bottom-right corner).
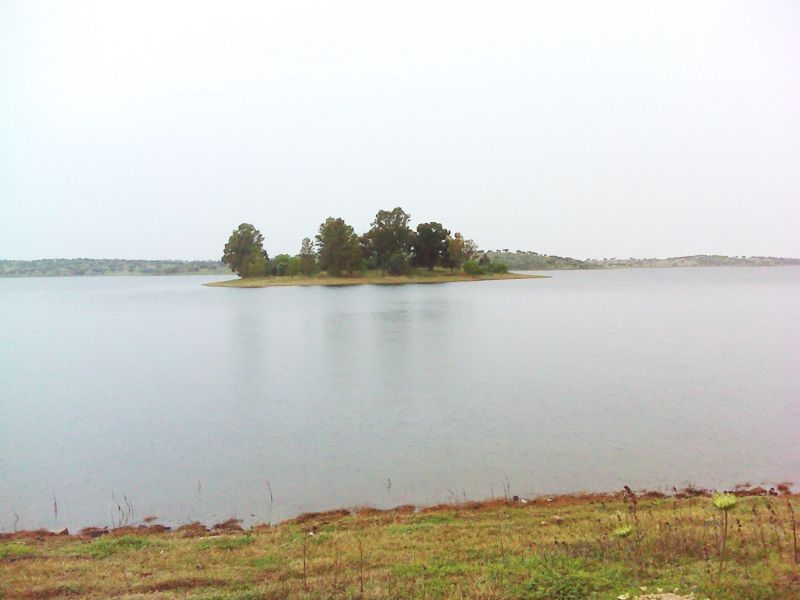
1;267;798;531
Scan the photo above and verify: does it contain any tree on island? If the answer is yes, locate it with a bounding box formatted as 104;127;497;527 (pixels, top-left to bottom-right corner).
270;254;300;277
219;214;504;281
222;223;269;278
412;222;450;269
464;238;479;262
316;217;362;276
446;232;466;271
299;237;317;276
363;207;413;273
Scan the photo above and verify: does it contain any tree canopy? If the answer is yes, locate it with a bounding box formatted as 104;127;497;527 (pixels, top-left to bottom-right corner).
316;217;362;276
219;208;505;280
222;223;269;278
363;207;413;273
412;222;450;269
299;237;317;276
447;232;466;271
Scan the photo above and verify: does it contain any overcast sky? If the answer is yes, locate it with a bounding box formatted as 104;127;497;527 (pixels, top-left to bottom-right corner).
1;0;798;260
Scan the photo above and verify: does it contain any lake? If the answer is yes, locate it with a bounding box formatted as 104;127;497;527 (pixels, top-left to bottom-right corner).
1;267;798;531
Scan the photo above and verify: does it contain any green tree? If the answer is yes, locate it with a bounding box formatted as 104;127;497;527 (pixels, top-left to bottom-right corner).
222;223;269;278
412;222;450;269
316;217;362;276
272;253;292;276
364;207;412;273
285;256;301;277
446;232;466;271
487;261;508;273
464;239;479;262
299;237;317;277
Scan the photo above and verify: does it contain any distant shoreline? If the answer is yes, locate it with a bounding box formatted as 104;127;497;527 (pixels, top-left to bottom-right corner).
1;255;798;277
205;272;542;288
485;251;800;271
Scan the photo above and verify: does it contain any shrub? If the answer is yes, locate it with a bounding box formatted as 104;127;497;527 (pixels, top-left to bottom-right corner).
285;257;300;277
488;261;508;273
463;260;483;275
271;254;292;276
612;525;633;539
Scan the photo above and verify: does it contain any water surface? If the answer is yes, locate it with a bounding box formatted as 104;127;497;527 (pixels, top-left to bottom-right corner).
1;267;798;530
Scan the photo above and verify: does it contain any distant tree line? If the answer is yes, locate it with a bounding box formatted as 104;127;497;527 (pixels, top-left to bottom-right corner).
484;251;800;271
0;259;229;277
484;251;600;271
222;207;509;278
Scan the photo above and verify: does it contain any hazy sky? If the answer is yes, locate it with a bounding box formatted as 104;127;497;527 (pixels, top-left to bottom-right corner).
1;1;798;260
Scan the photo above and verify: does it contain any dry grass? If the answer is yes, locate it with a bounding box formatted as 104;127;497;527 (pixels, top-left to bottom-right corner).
1;490;798;599
205;271;542;288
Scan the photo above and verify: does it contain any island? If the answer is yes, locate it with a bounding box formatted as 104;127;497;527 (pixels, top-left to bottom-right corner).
206;270;540;288
211;208;541;287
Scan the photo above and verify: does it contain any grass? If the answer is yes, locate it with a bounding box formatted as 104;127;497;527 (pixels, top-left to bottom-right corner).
1;490;798;599
0;542;34;560
65;534;151;558
205;269;542;288
198;535;255;551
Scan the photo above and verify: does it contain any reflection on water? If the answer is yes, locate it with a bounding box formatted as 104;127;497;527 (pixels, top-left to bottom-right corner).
0;268;798;530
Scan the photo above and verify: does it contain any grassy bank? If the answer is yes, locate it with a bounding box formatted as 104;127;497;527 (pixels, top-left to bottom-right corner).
2;488;798;599
206;271;541;288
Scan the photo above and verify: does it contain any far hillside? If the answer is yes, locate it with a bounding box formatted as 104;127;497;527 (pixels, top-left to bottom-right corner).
485;251;599;270
486;251;800;271
0;259;229;277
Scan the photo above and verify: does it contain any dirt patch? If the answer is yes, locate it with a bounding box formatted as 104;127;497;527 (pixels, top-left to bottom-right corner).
640;491;667;499
673;486;710;498
17;585;83;599
109;524;170;536
212;518;244;532
353;507;386;516
734;486;768;496
0;529;69;542
78;527;108;539
132;576;228;593
176;522;210;537
289;509;351;525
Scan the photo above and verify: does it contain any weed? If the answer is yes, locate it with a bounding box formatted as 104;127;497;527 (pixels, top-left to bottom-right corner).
712;494;737;582
613;525;633;539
